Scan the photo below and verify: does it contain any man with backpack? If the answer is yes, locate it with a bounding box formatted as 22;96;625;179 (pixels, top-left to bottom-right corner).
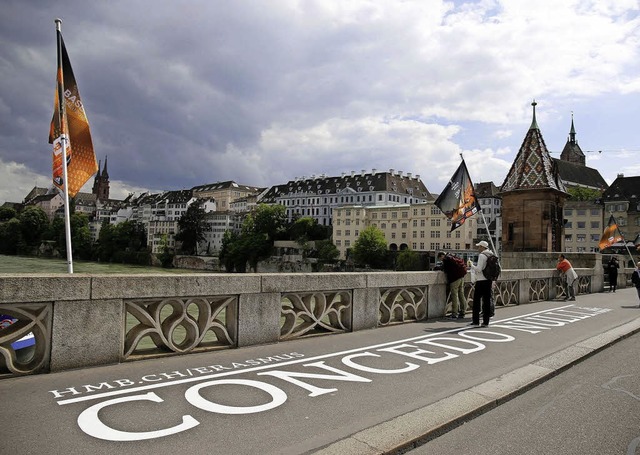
468;240;499;327
436;251;468;319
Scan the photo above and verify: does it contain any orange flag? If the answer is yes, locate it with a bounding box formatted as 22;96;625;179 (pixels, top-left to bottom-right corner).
49;30;98;198
598;215;623;251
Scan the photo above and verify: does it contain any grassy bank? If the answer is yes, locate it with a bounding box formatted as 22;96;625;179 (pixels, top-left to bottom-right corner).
0;255;199;274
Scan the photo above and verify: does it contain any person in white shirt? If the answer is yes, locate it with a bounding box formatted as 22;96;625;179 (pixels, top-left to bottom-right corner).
468;241;494;327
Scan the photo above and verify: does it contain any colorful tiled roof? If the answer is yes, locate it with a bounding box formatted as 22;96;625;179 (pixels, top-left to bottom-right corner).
500;101;567;195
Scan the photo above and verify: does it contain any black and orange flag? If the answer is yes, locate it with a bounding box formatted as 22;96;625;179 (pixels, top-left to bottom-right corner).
598;215;623;251
435;159;481;231
49;23;98;198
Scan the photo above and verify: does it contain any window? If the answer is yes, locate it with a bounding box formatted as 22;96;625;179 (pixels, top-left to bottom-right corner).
565;234;572;242
565;221;572;229
345;230;350;236
413;231;417;238
577;234;586;242
401;222;407;229
590;234;600;242
402;211;408;218
336;230;342;236
590;209;600;216
401;233;407;239
420;220;426;227
345;240;351;247
381;223;386;229
391;233;396;239
564;209;573;216
382;213;388;219
413;220;418;227
577;222;586;229
590;221;599;229
335;240;341;246
577;209;586;216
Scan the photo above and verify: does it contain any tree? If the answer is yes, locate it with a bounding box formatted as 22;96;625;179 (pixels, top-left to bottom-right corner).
351;225;387;268
315;239;340;264
176;201;207;254
567;186;602;201
0;218;22;254
70;213;93;260
18;206;49;250
289;216;331;242
252;204;288;241
0;206;17;222
396;249;422;271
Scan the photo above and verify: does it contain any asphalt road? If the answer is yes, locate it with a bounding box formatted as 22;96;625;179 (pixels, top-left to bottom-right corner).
1;288;640;455
408;331;640;455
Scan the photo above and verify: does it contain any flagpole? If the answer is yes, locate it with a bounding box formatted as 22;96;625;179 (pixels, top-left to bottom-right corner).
615;219;636;267
55;18;74;274
459;154;498;256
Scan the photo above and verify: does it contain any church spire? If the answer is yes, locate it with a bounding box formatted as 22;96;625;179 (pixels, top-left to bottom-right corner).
102;155;109;179
529;99;539;130
569;111;576;144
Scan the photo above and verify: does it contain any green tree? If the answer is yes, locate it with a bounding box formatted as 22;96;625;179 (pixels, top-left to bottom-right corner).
70;213;93;260
351;225;387;268
567;187;602;201
18;206;49;250
288;216;331;242
0;206;17;222
175;201;206;254
0;218;22;254
395;249;422;271
315;239;340;264
252;204;288;241
156;234;174;268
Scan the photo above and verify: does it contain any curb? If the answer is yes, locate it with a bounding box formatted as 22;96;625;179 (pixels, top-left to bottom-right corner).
313;318;640;455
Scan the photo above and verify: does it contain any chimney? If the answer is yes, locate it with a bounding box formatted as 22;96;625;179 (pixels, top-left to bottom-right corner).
361;169;366;176
407;172;412;179
372;168;377;175
415;174;420;180
351;171;355;177
389;168;395;175
342;172;346;178
617;173;624;178
398;170;403;177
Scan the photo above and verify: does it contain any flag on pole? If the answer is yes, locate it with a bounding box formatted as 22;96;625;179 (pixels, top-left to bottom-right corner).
598;215;623;251
48;29;98;198
435;159;481;231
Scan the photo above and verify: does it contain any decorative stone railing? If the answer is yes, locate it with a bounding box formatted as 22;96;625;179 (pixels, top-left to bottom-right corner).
0;266;618;378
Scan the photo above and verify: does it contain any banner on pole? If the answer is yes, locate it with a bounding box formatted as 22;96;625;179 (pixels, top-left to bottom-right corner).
598;215;623;251
435;160;481;232
49;31;98;198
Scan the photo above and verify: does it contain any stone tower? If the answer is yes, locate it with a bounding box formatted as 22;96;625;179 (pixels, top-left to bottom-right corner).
499;101;568;252
92;156;110;201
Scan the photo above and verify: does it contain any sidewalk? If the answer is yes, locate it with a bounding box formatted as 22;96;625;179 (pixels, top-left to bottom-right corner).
1;289;639;455
316;291;640;454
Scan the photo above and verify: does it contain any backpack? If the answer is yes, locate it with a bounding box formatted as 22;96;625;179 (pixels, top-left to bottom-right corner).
447;254;467;281
482;252;501;281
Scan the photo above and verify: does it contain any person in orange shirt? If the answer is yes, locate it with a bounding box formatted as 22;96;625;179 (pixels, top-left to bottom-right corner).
556;254;577;301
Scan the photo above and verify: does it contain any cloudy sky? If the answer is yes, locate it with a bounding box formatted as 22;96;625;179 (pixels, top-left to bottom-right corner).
1;0;640;203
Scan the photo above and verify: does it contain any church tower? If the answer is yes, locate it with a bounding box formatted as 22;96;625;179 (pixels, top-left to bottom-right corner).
559;113;586;165
499;101;568;252
92;156;110;201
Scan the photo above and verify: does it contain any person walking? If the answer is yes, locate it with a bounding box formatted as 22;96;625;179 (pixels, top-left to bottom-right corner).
468;241;494;327
607;257;619;292
436;251;468;319
556;254;578;301
632;261;640;307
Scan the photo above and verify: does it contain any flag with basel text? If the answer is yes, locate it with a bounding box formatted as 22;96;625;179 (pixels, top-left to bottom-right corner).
48;29;98;198
598;215;623;251
435;159;481;231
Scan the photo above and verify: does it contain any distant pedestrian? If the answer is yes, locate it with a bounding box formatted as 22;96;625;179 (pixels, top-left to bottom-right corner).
632;261;640;307
556;254;577;301
468;241;495;327
607;257;619;292
436;251;468;319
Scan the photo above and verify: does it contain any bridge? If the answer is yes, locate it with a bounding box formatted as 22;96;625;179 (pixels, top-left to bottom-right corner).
1;259;639;453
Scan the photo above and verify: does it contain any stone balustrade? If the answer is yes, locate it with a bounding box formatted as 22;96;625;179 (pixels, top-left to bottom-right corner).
0;265;626;378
